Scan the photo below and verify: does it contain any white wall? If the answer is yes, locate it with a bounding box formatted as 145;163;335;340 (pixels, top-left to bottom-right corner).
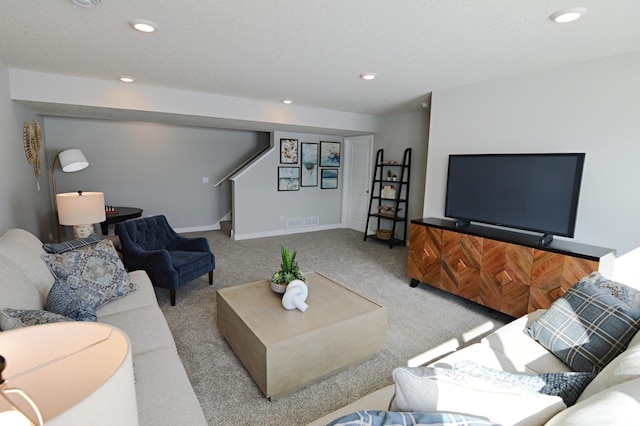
43;117;269;231
0;62;52;238
232;132;343;239
424;52;640;276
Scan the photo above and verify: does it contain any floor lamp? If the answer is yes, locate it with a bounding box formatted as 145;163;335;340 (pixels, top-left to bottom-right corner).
51;149;90;241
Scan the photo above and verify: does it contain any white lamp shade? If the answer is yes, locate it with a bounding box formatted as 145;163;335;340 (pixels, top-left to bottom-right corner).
58;149;89;173
56;192;106;225
0;322;138;426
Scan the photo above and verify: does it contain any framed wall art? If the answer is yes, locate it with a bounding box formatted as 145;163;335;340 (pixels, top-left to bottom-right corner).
278;167;300;191
301;142;318;187
280;138;299;164
320;141;340;167
321;168;338;189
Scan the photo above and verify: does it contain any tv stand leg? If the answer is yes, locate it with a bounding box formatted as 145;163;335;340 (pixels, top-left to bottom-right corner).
409;279;420;288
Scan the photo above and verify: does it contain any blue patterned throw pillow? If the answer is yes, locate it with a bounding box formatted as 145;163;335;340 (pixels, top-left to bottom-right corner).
43;239;137;309
327;410;499;426
526;280;640;373
581;271;640;312
46;279;97;322
1;308;72;330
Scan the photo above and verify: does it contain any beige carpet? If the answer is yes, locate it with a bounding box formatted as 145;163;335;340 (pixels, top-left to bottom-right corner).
157;228;512;425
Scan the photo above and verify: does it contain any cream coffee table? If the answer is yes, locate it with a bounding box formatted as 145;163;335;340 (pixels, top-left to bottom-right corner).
216;271;387;400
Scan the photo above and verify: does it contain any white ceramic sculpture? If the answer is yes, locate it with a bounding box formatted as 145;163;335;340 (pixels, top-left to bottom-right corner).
282;279;308;312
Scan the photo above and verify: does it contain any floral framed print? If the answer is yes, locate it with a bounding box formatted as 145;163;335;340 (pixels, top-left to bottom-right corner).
280;138;298;164
320;141;340;167
278;167;300;191
321;168;338;189
301;143;319;187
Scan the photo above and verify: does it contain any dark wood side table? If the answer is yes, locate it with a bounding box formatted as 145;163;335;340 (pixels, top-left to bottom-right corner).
101;207;143;235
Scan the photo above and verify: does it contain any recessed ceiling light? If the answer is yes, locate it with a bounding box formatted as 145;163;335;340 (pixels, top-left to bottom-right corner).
71;0;101;7
549;7;588;23
118;76;135;83
130;19;159;33
360;73;377;80
282;99;294;105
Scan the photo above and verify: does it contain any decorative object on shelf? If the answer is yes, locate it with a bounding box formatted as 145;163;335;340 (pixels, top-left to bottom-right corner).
22;120;43;177
280;138;298;164
56;191;106;239
320;141;341;166
387;170;393;180
278;166;300;191
301;142;318;187
382;185;396;199
282;279;308;312
270;246;305;294
376;229;392;240
321;168;338;189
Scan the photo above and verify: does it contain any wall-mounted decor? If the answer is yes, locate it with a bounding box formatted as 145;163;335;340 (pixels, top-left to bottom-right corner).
301;143;318;187
278;167;300;191
320;141;340;167
280;138;299;164
22;119;43;176
321;168;338;189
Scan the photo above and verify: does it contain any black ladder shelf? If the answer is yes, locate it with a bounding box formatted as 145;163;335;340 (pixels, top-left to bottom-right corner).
364;148;412;248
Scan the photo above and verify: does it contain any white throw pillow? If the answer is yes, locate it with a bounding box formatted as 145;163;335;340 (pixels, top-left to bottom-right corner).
392;366;566;426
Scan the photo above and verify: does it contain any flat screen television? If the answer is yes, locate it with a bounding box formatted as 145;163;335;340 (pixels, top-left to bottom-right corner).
444;153;585;244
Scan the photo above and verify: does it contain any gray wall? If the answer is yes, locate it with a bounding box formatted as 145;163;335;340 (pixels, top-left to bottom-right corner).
232;131;343;239
424;52;640;271
43;117;269;230
375;110;430;229
0;62;52;239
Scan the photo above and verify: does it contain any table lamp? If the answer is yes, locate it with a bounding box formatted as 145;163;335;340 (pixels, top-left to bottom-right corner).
56;191;106;239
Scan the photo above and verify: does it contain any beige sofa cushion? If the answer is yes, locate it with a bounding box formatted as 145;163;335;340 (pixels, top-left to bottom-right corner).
577;330;640;402
481;309;572;374
0;229;55;303
133;348;208;426
0;254;42;315
545;377;640;425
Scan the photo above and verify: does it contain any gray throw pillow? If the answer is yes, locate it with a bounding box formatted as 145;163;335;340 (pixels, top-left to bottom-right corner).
526;280;640;373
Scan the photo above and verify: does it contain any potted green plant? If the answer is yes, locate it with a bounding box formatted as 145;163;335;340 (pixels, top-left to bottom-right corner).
270;245;305;293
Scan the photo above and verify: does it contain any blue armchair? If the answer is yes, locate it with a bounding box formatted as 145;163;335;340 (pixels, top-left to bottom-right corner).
116;215;215;306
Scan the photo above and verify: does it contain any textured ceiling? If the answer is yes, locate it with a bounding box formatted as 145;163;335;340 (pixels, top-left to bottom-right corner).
1;0;639;117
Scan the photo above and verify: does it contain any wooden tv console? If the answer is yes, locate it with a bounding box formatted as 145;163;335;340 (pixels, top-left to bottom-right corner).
408;218;616;317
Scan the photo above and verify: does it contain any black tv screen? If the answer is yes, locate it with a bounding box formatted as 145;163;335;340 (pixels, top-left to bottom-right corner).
444;153;585;238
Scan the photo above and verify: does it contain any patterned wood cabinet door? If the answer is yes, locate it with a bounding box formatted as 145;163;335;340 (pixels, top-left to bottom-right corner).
440;230;482;300
529;250;599;312
408;224;441;285
479;239;533;317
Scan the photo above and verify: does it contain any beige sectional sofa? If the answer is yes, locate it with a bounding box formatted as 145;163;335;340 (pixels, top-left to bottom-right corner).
0;228;207;426
310;281;640;425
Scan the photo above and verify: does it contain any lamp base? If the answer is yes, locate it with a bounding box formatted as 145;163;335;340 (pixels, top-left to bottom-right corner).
72;224;95;239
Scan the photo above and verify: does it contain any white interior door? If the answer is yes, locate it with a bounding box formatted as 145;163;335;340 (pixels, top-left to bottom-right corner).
343;135;373;232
